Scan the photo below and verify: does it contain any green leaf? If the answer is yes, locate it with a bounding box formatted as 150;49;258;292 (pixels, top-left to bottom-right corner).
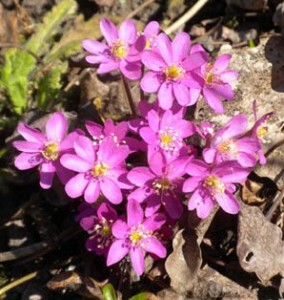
36;62;67;109
129;292;158;300
26;0;78;56
102;283;117;300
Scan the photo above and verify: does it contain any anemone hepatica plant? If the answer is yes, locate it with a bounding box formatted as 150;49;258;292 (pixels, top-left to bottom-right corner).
12;18;272;277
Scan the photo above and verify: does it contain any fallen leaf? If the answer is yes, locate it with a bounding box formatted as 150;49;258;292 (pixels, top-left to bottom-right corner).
237;204;284;285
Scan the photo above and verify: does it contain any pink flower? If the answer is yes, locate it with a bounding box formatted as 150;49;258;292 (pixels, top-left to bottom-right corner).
139;108;196;158
141;21;160;49
82;18;145;80
127;152;189;219
141;32;207;109
183;159;249;218
60;136;131;204
13;112;80;189
203;115;261;168
106;199;167;276
78;202;118;256
192;54;239;113
85;119;128;146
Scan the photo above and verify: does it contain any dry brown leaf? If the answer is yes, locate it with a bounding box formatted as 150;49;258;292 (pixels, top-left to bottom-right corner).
237;204;284;285
47;271;83;291
165;229;202;294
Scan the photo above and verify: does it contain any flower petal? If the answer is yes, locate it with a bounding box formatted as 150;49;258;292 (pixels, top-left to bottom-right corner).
127;167;155;186
84;180;100;203
74;136;95;164
100;18;119;44
46;112;67;142
127;199;144;227
215;192;240;214
143;236;166;258
100;177;122;204
220;70;239;83
140;71;162;93
163;195;183;219
120;60;142;81
39;162;55;189
185;159;209;176
143;213;166;231
112;219;128;239
183;177;202;193
139;127;156;145
107;240;129;266
156;33;173;64
213;54;231;72
82;39;108;54
141;50;166;71
13;141;42;153
17;123;46;143
173;83;190;106
213;84;234;100
119;19;137;44
65;173;89;199
173;32;191;62
183;51;208;71
203;87;224;113
14;152;42;170
158;83;174;110
60;154;91;172
129;247;145;276
97;61;119;74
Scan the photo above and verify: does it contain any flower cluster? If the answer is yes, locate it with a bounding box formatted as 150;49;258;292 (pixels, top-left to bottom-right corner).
12;18;272;276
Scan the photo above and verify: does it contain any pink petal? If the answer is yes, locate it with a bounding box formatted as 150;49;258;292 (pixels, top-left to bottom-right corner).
183;177;202;192
119;19;137;44
238;152;257;168
107;240;129;266
173;83;190;106
17;123;46;143
143;21;160;37
14;152;42;170
143;236;166;258
173;32;191;62
107;145;129;167
213;54;231;72
158;83;174;110
143;213;166;231
203;87;224;113
13;141;42;152
100;18;119;44
237;137;260;152
85;120;103;138
175;119;195;138
127;167;155;186
120;60;142;81
220;70;239;83
139;127;156;145
60;154;91;172
185;159;209;176
46;112;67;142
60;129;84;152
39;162;55;189
156;33;173;64
82;39;108;54
112;219;128;239
97;61;119;74
213;84;234;100
141;50;166;71
163;195;183;219
74;136;94;164
100;177;122;204
148;151;165;176
147;109;160;132
203;148;217;164
128;187;149;203
160;109;173;129
188;189;214;219
84;180;100;203
129;247;145;276
140;71;162;93
65;173;89;199
183;51;208;71
215;192;240;214
127;199;144;227
188;88;201;106
167;156;188;179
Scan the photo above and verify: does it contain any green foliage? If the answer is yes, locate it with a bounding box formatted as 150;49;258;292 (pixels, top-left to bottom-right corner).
0;0;77;115
129;292;155;300
102;283;117;300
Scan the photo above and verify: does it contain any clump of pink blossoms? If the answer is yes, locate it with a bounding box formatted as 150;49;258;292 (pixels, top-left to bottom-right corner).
13;112;80;189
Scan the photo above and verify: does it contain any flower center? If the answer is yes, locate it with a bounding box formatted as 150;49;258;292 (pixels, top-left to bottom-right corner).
41;142;59;161
218;140;238;158
205;63;220;85
257;126;267;138
130;231;143;244
159;127;181;153
164;65;184;81
91;162;108;177
204;175;225;194
153;177;171;192
100;225;111;237
111;39;127;59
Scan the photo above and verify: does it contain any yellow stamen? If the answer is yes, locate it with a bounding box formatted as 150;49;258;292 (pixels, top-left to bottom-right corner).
100;225;111;237
257;126;267;138
91;163;108;177
111;40;127;59
160;133;172;145
41;142;59;161
218;140;238;157
204;175;225;194
153;177;171;192
164;65;184;81
130;231;143;244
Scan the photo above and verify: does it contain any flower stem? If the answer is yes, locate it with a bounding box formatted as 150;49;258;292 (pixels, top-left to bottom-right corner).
0;271;38;297
121;76;137;117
